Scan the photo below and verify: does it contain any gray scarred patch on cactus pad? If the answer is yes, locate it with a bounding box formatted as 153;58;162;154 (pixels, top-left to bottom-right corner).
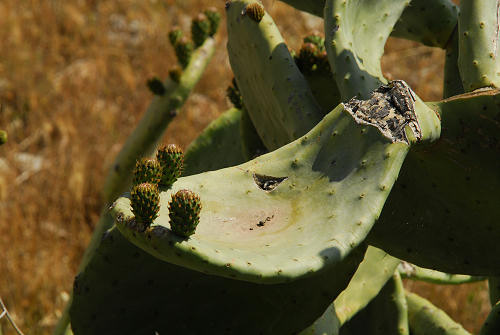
344;80;422;144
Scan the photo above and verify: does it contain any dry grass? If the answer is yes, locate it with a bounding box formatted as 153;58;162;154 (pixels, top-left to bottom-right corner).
0;0;490;334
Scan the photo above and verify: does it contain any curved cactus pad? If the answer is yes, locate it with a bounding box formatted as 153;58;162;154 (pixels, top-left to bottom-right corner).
369;88;500;275
324;0;409;99
112;84;438;284
70;227;364;334
226;0;322;150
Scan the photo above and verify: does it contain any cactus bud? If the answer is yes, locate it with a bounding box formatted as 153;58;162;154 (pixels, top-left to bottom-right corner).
0;130;7;145
204;7;221;36
175;36;194;68
133;158;162;186
168;189;201;237
296;43;319;74
245;3;265;23
168;26;183;47
169;66;182;83
156;144;184;188
226;77;244;109
303;32;325;52
191;13;211;47
130;183;160;230
147;77;166;95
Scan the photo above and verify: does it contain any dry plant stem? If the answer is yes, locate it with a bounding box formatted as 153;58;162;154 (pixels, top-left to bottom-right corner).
52;35;216;335
0;297;25;335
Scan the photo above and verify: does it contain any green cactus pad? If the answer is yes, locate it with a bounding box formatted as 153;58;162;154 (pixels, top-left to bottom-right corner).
244;2;265;22
130;183;160;230
156;144;183;188
406;292;471;335
368;88;500;275
240;108;267;160
113;84;439;283
300;246;400;335
333;247;401;325
489;277;500;306
324;0;409;100
191;13;211;47
458;0;500;91
339;272;409;335
132;158;161;186
226;0;323;150
70;227;364;335
391;0;458;48
146;77;166;96
168;189;201;237
204;7;221;36
444;28;464;98
183;108;247;175
399;262;485;285
480;301;500;335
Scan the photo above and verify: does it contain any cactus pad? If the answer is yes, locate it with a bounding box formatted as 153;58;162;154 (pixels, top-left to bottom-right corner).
130;183;160;230
132;158;161;186
368;89;500;275
227;0;322;150
324;0;409;99
168;189;201;237
113;84;439;283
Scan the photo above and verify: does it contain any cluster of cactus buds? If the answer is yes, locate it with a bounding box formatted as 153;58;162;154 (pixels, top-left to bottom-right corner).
129;145;201;237
294;33;330;74
169;8;221;69
168;189;202;238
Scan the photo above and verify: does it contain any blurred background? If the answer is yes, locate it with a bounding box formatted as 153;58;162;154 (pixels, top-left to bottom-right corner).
0;0;490;334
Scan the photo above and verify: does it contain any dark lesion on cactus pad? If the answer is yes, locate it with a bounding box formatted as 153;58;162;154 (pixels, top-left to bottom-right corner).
252;173;288;192
343;80;422;144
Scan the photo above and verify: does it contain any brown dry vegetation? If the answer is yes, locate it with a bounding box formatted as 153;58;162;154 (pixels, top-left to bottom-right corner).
0;0;490;334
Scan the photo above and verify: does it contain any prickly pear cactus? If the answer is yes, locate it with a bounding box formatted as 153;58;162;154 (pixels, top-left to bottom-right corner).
64;1;500;334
